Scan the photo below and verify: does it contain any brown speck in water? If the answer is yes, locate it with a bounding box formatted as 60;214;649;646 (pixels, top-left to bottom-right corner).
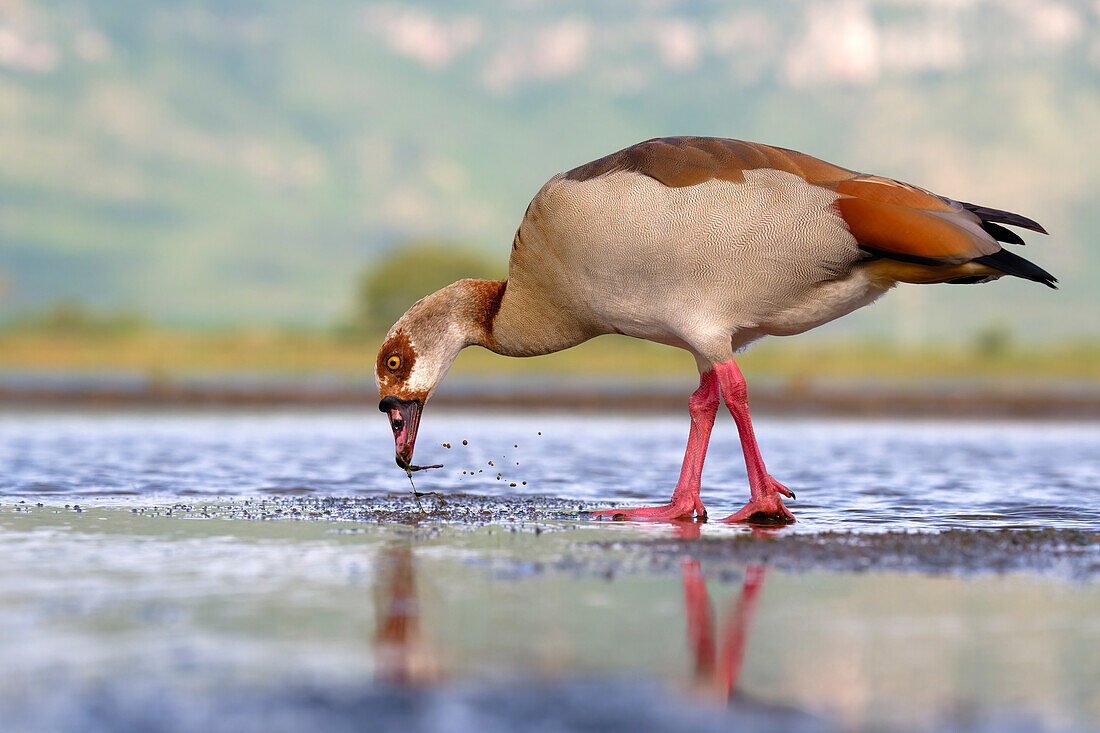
462;440;468;445
478;469;482;473
513;444;518;448
442;443;451;449
537;432;541;435
522;481;527;485
488;461;493;466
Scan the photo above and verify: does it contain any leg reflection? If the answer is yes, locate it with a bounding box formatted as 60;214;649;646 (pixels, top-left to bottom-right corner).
373;543;440;685
682;559;767;701
716;565;766;698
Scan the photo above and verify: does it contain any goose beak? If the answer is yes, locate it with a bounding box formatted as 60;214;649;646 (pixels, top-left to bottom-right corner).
379;396;423;469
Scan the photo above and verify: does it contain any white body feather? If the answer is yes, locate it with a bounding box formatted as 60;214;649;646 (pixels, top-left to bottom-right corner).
497;169;890;363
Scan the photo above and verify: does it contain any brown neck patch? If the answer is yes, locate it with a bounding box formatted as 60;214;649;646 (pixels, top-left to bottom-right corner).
466;279;506;348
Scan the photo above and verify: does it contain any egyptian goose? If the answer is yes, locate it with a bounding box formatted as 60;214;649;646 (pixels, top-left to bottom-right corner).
376;137;1054;524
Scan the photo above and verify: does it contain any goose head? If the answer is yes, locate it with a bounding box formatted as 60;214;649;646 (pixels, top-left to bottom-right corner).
375;280;499;469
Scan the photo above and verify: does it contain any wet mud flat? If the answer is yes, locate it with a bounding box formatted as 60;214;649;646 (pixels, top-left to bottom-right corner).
47;493;1100;581
593;526;1100;580
144;492;596;526
91;493;1099;579
3;497;1099;732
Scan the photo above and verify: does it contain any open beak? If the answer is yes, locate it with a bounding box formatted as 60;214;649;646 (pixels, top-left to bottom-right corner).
379;396;423;470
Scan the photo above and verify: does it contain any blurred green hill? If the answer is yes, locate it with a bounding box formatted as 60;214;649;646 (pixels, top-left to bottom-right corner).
0;0;1097;341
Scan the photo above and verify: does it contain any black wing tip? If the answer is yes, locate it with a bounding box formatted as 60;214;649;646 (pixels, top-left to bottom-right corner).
959;200;1048;235
974;249;1058;289
980;220;1026;246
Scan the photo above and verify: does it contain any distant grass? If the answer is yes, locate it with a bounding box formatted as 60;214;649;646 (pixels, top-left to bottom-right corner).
1;329;1099;381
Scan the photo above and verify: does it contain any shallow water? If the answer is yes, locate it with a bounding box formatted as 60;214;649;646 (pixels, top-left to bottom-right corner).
0;506;1097;733
1;410;1098;732
2;410;1098;530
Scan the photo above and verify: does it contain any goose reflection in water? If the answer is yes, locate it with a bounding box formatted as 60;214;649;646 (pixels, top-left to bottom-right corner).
683;559;766;701
370;523;770;705
373;543;441;685
669;519;770;703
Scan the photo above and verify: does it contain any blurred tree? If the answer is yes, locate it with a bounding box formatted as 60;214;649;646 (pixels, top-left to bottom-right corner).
12;300;148;335
352;241;502;335
974;323;1013;359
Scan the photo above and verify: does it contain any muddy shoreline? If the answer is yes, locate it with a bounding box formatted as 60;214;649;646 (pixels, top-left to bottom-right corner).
23;495;1097;579
3;382;1100;419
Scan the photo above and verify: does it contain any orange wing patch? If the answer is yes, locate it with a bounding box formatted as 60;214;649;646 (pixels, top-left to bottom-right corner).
833;197;988;263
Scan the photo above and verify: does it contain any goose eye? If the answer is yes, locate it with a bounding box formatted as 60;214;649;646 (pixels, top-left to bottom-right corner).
386;355;401;372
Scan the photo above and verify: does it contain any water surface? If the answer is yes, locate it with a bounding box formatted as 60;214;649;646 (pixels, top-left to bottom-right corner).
2;410;1098;530
1;410;1098;732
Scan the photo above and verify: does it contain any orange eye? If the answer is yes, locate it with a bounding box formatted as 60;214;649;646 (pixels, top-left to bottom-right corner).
386;355;401;372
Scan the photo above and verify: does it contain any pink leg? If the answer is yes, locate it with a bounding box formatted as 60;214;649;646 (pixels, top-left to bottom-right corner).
713;360;796;524
588;370;718;520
